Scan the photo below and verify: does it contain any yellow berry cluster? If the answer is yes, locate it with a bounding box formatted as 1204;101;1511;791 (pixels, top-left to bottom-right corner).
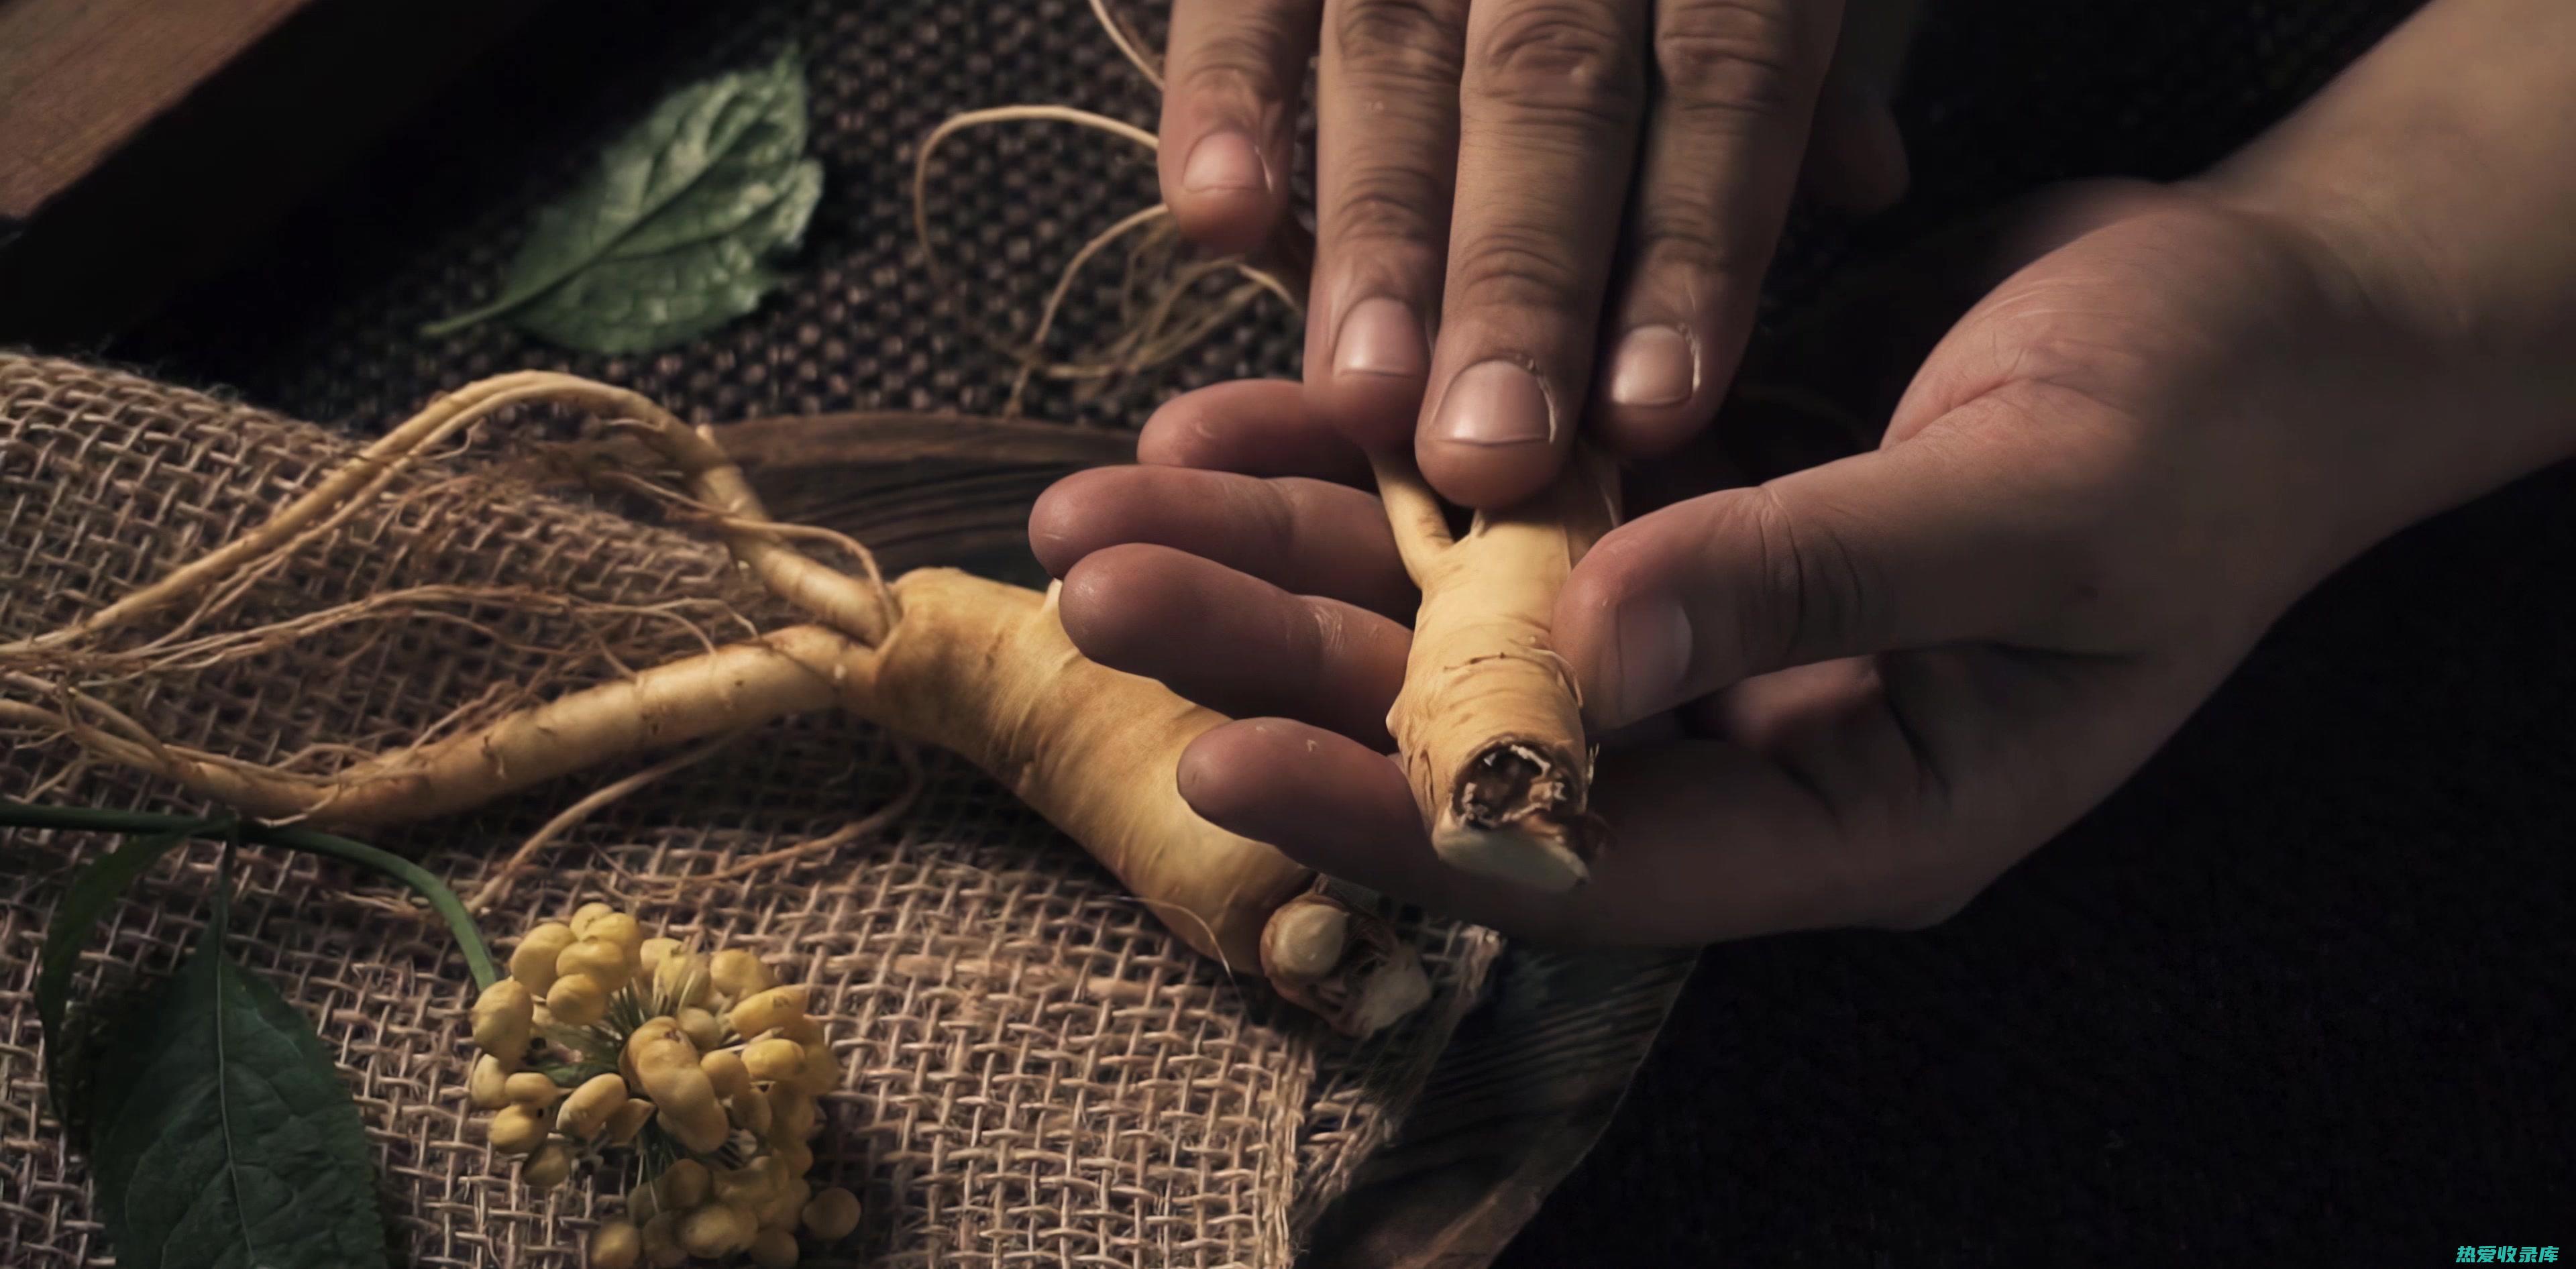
466;901;863;1267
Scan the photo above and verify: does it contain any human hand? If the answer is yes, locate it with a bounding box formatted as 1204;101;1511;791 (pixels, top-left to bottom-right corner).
1155;0;1913;509
1032;184;2483;943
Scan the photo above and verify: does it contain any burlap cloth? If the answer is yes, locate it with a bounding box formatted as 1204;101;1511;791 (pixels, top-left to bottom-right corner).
0;351;1501;1268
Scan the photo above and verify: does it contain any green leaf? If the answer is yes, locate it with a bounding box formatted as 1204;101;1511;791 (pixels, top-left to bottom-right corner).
423;48;824;353
34;822;213;1115
83;883;388;1269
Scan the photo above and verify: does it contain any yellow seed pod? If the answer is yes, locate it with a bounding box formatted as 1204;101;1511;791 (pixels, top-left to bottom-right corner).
628;1019;728;1152
791;1044;841;1096
626;1175;663;1223
675;1006;723;1051
546;973;608;1027
604;1097;656;1146
586;912;644;956
759;1175;810;1232
679;1203;754;1258
654;1094;729;1156
570;901;619;938
730;1088;773;1135
557;1072;629;1140
487;1103;551;1155
470;979;534;1058
775;1139;814;1177
522;1140;575;1190
626;1015;696;1069
767;1086;817;1143
588;1221;643;1269
508;922;577;995
557;938;633;991
639;1211;684;1268
659;1158;712;1209
748;1227;800;1269
637;936;683;975
709;948;774;1001
529;1003;555;1031
467;1052;513;1109
652;952;711;1011
726;986;808;1038
555;973;613;1025
775;1015;826;1047
700;1048;753;1103
741;1038;804;1083
706;1167;753;1209
503;1071;562;1106
802;1186;862;1240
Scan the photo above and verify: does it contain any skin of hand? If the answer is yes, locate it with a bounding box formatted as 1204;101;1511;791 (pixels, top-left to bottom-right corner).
1055;0;2576;945
1155;0;1915;510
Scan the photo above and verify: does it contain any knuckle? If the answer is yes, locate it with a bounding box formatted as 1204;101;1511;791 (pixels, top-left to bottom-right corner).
1627;219;1760;289
1652;0;1807;120
1470;3;1645;124
1179;21;1298;103
1738;486;1881;664
1334;0;1466;87
1329;162;1451;249
1446;223;1593;315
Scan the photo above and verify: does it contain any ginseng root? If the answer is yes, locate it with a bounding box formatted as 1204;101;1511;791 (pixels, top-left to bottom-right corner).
2;374;1428;1036
1373;449;1621;892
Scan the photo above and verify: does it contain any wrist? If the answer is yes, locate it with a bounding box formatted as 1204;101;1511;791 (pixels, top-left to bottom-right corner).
2179;0;2576;549
2180;166;2576;561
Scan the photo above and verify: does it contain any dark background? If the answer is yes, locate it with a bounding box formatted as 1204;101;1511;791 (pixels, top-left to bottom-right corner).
54;0;2576;1262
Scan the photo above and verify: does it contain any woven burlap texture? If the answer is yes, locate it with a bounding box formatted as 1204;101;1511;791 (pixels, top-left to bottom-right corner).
0;352;1500;1268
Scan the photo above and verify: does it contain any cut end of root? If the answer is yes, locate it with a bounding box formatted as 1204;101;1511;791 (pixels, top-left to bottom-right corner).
1260;898;1351;983
1435;742;1597;892
1260;893;1432;1038
1433;824;1591;892
1345;950;1434;1037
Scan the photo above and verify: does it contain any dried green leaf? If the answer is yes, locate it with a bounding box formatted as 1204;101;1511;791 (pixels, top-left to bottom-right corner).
423;48;823;353
83;885;388;1269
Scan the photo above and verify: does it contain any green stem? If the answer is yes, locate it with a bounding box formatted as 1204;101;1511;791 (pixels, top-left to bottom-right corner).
266;826;500;989
417;296;525;339
0;800;498;989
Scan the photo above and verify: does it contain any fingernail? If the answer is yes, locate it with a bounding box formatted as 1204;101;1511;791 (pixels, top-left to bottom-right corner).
1432;362;1554;447
1607;327;1696;407
1182;131;1268;193
1333;298;1427;379
1600;598;1692;727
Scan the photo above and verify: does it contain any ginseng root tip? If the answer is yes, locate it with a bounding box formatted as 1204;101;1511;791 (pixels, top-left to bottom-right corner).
1260;895;1433;1038
1433;742;1597;891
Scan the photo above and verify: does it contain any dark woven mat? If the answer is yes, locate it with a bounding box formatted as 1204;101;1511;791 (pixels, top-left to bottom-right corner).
97;0;2573;1262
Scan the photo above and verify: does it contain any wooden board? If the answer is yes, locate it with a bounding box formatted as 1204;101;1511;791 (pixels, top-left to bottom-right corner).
0;0;316;223
0;0;545;343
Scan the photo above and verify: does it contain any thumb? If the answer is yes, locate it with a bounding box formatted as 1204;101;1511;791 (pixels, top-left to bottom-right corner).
1558;431;2080;728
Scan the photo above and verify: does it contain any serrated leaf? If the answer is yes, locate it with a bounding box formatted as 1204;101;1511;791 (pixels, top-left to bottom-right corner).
423;48;823;353
83;886;388;1269
36;823;208;1117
